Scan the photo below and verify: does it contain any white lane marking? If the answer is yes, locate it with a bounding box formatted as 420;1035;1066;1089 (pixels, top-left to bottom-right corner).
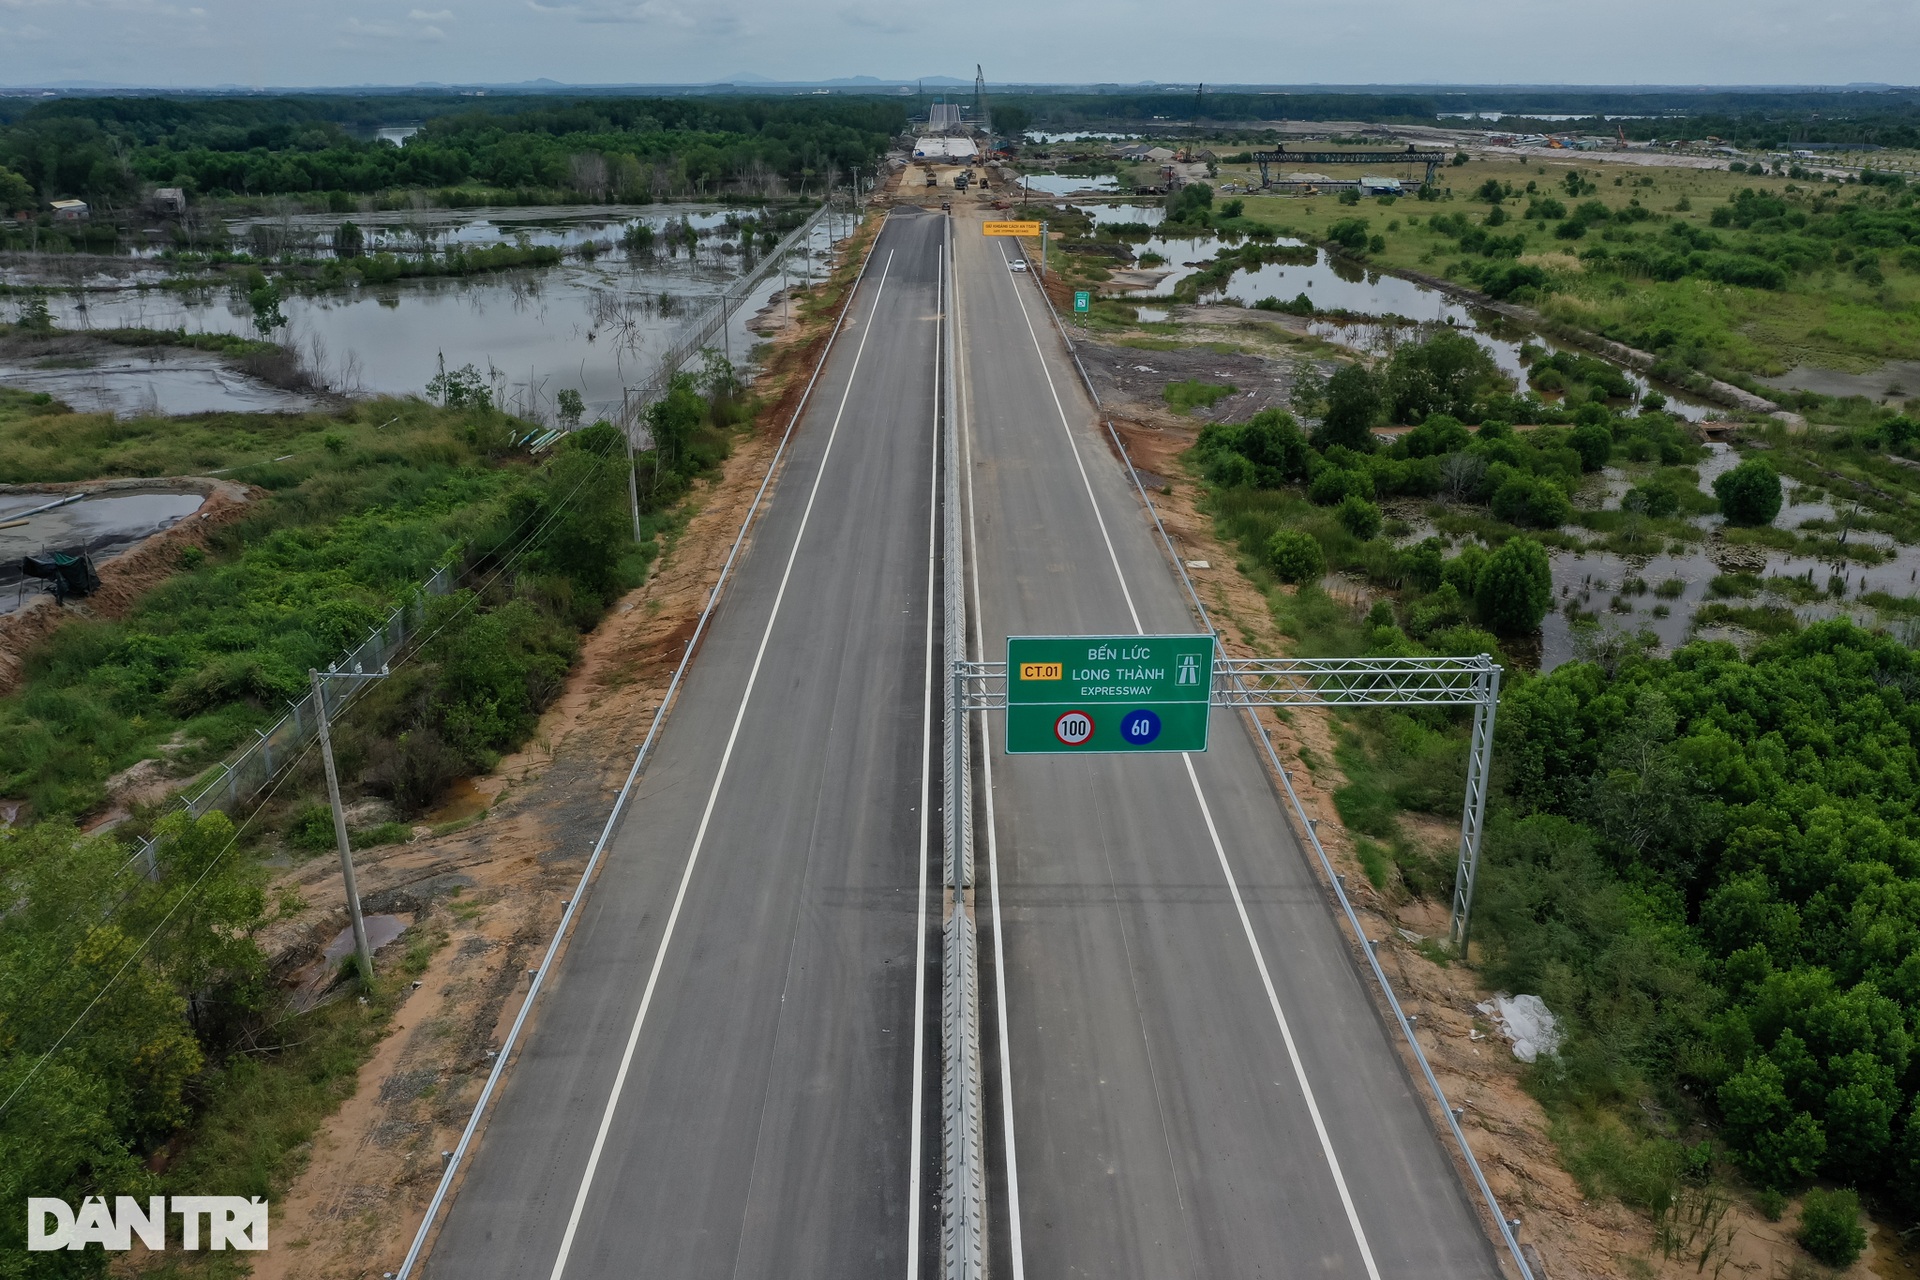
1181;754;1384;1280
998;243;1384;1277
905;250;941;1280
547;248;898;1280
995;248;1142;634
952;223;1028;1280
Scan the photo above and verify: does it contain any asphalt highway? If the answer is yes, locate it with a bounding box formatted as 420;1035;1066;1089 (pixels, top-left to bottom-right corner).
953;218;1500;1279
423;202;1502;1280
426;207;948;1280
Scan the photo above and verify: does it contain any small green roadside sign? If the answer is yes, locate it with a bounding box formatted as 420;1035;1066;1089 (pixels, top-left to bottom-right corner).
1006;634;1215;754
1073;290;1091;313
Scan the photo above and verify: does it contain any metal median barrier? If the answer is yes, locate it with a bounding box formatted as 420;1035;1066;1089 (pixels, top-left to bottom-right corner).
940;211;987;1280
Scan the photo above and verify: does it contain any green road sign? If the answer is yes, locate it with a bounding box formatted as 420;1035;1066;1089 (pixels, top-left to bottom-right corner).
1073;290;1091;313
1006;634;1215;754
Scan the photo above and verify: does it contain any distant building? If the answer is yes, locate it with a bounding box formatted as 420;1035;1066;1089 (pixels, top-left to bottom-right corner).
49;199;88;221
149;187;187;216
1358;176;1403;196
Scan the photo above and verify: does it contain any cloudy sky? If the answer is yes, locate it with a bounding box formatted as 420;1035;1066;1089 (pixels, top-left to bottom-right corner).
0;0;1911;89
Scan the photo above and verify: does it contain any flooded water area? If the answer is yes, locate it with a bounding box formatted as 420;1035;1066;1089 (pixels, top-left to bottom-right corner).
1757;359;1920;406
6;205;842;420
0;338;320;416
1084;203;1719;421
1529;447;1920;668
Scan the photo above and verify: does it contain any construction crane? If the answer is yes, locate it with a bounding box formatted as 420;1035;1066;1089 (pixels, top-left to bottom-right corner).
974;64;990;136
1193;82;1205;137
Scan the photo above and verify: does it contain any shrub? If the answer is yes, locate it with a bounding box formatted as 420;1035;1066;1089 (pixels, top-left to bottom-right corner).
1267;530;1326;584
1714;458;1783;526
1309;467;1370;506
1624;484;1681;518
1327;217;1371;251
1569;422;1613;471
1797;1188;1866;1268
1164;379;1237;414
1475;536;1553;634
1491;474;1572;528
1209;452;1257;488
1335;495;1383;539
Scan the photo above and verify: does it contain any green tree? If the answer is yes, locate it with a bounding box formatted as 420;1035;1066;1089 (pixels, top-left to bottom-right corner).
1491;474;1572;528
1474;536;1552;634
1385;330;1506;424
334;220;365;258
1720;1057;1827;1188
1797;1188;1866;1268
1167;182;1213;222
0;164;33;215
1714;458;1783;526
992;105;1032;137
1315;363;1382;451
1568;422;1613;471
1336;495;1383;539
243;269;285;335
555;388;585;429
1266;530;1325;584
426;359;492;411
1327;217;1370;251
644;372;705;481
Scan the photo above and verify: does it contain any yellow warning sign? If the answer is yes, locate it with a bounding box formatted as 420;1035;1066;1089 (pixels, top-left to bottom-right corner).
983;221;1042;237
1018;661;1063;681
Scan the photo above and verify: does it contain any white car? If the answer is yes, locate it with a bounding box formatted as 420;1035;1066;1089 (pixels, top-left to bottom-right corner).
1010;259;1028;272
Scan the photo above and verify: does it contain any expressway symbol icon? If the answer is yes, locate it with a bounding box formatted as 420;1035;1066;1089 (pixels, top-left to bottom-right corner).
1176;654;1200;685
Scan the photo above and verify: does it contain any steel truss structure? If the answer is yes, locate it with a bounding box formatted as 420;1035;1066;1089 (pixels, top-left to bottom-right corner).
957;653;1502;950
1251;145;1447;188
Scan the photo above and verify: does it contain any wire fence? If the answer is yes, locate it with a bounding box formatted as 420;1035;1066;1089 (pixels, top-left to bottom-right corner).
615;203;832;443
127;563;455;872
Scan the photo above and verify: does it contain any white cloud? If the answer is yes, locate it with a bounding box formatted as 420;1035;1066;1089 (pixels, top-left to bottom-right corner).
417;21;446;37
838;2;914;33
527;0;694;25
408;7;452;18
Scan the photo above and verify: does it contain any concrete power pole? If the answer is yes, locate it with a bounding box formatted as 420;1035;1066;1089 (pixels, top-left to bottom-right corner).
310;668;376;984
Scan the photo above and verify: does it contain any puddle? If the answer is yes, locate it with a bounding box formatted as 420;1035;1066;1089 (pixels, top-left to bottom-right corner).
0;488;206;612
288;912;409;1007
1756;360;1920;405
27;209;843;421
321;913;409;965
424;776;492;826
1021;174;1122;196
1088;203;1167;228
0;348;319;416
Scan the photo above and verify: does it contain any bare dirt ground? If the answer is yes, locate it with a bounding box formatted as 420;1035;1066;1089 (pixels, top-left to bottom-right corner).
241;221;883;1280
1102;412;1892;1280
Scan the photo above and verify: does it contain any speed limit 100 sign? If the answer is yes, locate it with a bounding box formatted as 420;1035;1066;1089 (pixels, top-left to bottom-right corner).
1053;710;1094;745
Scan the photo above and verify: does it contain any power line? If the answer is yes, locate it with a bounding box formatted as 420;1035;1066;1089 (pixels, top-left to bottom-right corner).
0;431;633;1124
